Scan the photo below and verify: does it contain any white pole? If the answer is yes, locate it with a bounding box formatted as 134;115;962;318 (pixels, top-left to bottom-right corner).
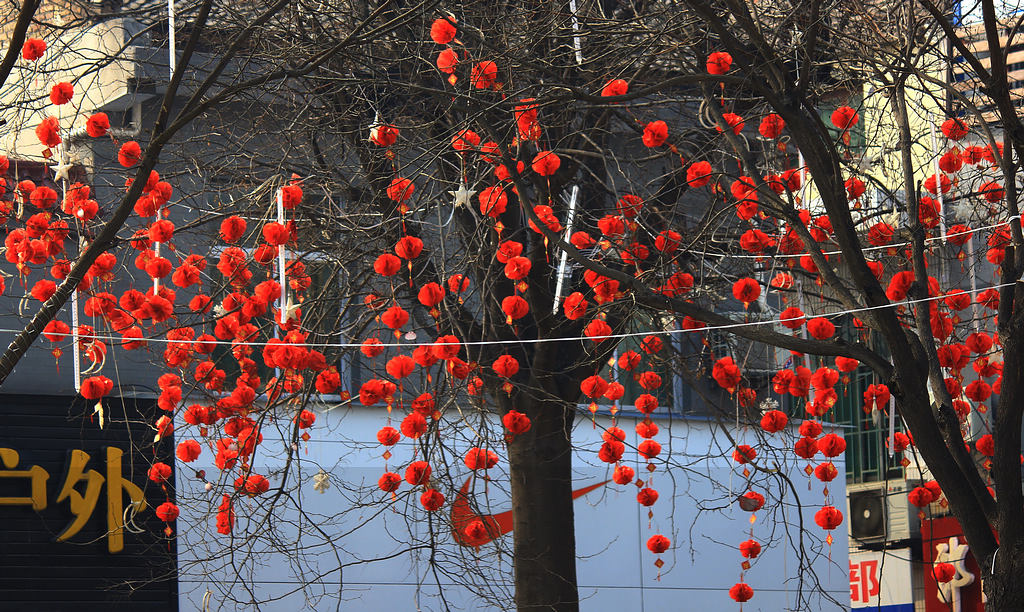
551;185;579;313
929;119;948;239
277;187;287;324
568;0;583;65
153;0;176;294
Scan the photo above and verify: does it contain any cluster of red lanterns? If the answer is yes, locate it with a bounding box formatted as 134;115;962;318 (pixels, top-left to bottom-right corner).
12;16;1016;605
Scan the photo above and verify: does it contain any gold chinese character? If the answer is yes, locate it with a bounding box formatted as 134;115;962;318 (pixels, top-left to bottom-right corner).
0;448;49;510
56;447;146;553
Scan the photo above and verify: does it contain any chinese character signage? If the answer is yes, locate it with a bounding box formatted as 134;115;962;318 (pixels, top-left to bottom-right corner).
850;548;915;611
922;516;986;612
0;394;176;610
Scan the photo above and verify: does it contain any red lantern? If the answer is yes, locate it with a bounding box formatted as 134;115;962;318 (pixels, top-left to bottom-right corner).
739;539;761;558
980;180;1004;202
386;177;415;202
637;487;659;506
711;357;741;392
503;410;531;435
814;461;839;482
942;118;969;140
976;433;994;456
429;17;456;44
794;437;818;459
584;318;612;341
966;332;993;354
729;583;754;603
817;433;846;457
580;375;609;399
378;472;401;492
501;295;529;322
835;356;858;373
814;505;843;530
464;447;499;470
845;176;866;200
731;278;761;307
80;375;114;400
732;445;756;464
682;161;712;189
811;367;839;391
395;236;423;259
718;112;744;134
638;440;661;460
432;334;461;360
374;253;401;276
176;440;201;462
612;464;634;485
369;124;399;147
637;371;662;390
418;282;445;308
779;306;805;329
386;355;415;379
492;355;519;378
740;490;765;511
601;79;628;97
147;462;172;482
470;61;498;89
806;317;835;340
420;489;445;511
706;51;732;74
381;305;409;329
155;502;180;522
934;562;956;583
401;413;428;438
531;150;561;176
377;426;400;446
830;106;859;130
642;121;668;147
405;461;431;485
437;49;458;74
504;256;532;281
888;432;910;453
760;410;788;433
759;114;785;139
965;380;992;402
22;38;46;61
563;292;588;320
635;421;658;438
479;186;509;218
647;534;670;554
634;394;658;415
908;486;933;507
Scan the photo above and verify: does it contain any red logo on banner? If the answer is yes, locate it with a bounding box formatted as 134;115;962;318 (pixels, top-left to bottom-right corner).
850;559;881;604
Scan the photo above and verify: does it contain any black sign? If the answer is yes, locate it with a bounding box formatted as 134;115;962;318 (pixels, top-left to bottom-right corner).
0;394;177;611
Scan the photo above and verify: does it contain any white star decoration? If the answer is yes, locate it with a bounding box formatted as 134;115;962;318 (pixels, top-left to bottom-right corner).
50;156;73;183
449;183;476;208
313;469;330;493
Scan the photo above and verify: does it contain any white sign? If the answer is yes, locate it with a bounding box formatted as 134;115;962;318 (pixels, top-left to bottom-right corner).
850;548;915;611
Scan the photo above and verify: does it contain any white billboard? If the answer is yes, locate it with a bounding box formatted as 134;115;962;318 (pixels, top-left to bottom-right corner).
850;548;915;612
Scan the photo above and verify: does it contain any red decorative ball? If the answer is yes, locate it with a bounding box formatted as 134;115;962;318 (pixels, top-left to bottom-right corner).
646;534;670;554
729;582;754;602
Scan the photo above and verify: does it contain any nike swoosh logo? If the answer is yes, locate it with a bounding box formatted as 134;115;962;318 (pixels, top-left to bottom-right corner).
451;477;610;547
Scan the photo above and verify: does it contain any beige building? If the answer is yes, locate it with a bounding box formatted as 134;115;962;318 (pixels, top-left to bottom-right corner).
953;19;1024;118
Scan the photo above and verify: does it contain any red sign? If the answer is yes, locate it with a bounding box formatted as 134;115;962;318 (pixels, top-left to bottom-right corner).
921;516;985;612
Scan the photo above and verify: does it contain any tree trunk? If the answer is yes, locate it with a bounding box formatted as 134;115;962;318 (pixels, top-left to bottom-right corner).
984;545;1024;609
507;398;579;611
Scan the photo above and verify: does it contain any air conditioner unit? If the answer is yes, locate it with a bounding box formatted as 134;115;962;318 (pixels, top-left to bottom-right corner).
847;480;920;547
